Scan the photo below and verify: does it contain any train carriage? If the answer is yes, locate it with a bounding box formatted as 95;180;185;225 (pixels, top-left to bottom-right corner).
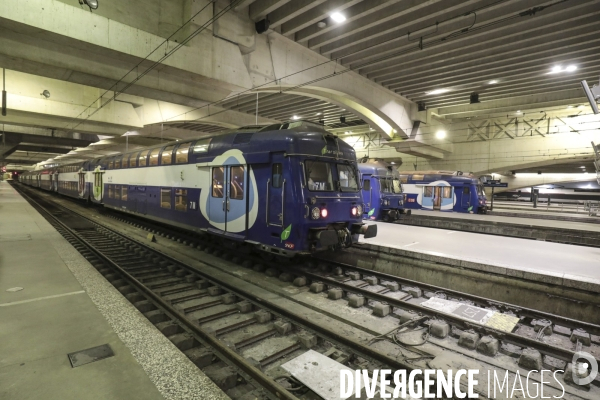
22;121;376;257
358;162;409;221
399;171;488;214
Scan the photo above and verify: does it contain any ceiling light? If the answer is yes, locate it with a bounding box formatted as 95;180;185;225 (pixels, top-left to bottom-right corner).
79;0;98;11
516;110;522;114
292;115;300;120
315;112;322;116
330;12;346;23
584;172;589;175
317;21;327;28
41;90;50;99
426;88;450;95
566;65;577;72
391;162;395;165
567;105;574;109
550;66;563;74
580;166;586;168
436;130;446;139
577;104;585;109
344;131;351;135
488;80;498;84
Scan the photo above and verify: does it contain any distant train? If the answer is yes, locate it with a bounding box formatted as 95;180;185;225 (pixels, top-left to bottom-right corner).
399;171;488;214
358;162;410;221
20;121;376;257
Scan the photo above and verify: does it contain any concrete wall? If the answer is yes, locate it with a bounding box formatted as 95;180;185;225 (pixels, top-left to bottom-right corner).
56;0;186;39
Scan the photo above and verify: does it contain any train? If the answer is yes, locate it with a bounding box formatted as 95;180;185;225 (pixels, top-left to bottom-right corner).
398;170;488;214
358;162;410;221
20;121;377;258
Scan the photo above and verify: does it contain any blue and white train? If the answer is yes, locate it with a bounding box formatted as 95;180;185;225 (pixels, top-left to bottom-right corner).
399;171;488;214
358;162;409;221
21;121;376;257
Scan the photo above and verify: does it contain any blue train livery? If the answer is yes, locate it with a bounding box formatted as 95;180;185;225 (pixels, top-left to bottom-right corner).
399;171;488;214
358;162;410;221
20;121;376;257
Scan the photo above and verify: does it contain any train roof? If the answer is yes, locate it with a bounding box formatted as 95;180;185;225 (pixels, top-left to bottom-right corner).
358;162;393;177
29;121;357;172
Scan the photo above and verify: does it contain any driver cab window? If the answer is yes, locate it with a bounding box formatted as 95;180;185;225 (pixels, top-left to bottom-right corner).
363;179;371;191
305;160;333;191
272;164;282;188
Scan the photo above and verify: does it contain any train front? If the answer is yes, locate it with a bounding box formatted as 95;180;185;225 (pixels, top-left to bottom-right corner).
293;131;377;252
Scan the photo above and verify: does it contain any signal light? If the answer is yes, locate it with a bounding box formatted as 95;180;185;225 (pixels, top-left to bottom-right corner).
351;207;357;216
320;208;328;218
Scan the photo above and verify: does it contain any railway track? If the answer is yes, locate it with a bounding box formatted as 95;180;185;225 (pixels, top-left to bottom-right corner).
14;183;600;398
13;184;422;400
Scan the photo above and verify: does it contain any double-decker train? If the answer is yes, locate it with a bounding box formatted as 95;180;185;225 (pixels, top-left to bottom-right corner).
20;121;376;257
358;162;410;221
398;170;488;214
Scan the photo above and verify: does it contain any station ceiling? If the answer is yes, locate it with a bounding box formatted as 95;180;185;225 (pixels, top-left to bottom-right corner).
250;0;600;111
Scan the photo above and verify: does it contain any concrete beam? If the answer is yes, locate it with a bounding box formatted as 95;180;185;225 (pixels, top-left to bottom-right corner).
15;145;72;154
249;0;290;21
279;0;361;36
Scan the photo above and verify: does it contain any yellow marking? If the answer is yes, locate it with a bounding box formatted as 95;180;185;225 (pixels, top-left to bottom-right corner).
485;313;520;332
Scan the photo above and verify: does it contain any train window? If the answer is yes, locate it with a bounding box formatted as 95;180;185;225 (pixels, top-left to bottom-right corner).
161;145;175;165
477;185;485;196
337;164;358;192
424;187;433;197
122;186;128;201
175;143;191;164
149;148;161;166
463;187;470;195
363;179;371;191
271;164;282;188
138;150;149;167
161;188;172;208
115;185;121;200
442;187;452;198
114;157;122;169
192;138;211;153
108;159;114;170
108;185;114;198
175;189;187;211
305;161;333;191
212;167;224;198
125;154;134;168
230;166;244;200
412;174;424;181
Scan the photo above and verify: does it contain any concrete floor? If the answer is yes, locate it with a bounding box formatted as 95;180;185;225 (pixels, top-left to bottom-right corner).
406;208;600;232
0;182;227;400
364;221;600;283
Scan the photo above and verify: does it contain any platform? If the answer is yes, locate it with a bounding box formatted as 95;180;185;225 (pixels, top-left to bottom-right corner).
362;221;600;293
0;182;227;400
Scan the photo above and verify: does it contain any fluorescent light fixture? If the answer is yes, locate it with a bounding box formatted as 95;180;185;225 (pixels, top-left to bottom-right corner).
436;130;446;139
292;115;300;120
488;80;498;84
344;131;351;135
426;88;450;95
577;104;585;109
550;65;562;74
567;105;574;109
330;12;346;23
565;65;577;72
516;110;522;114
315;112;322;116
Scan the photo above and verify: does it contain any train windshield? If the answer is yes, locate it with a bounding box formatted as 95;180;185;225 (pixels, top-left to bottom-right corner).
337;163;359;192
305;160;334;191
380;177;403;194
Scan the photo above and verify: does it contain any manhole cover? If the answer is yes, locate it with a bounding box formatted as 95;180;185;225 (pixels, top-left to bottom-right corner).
68;344;114;368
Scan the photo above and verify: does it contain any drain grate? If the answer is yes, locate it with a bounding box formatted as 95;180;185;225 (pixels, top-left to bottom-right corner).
67;344;114;368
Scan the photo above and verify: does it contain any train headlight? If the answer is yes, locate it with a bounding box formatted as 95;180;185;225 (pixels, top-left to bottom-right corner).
351;206;358;216
399;199;403;206
321;208;328;218
311;207;320;220
357;204;363;215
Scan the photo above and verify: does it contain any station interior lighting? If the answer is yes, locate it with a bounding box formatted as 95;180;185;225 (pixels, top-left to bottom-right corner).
330;12;346;23
549;65;577;74
488;80;498;84
292;115;300;120
426;88;450;95
436;130;446;139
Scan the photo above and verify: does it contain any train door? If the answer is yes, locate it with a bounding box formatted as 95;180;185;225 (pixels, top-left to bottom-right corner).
209;165;248;234
361;176;372;217
461;186;470;210
433;187;442;210
268;159;284;227
78;169;86;198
